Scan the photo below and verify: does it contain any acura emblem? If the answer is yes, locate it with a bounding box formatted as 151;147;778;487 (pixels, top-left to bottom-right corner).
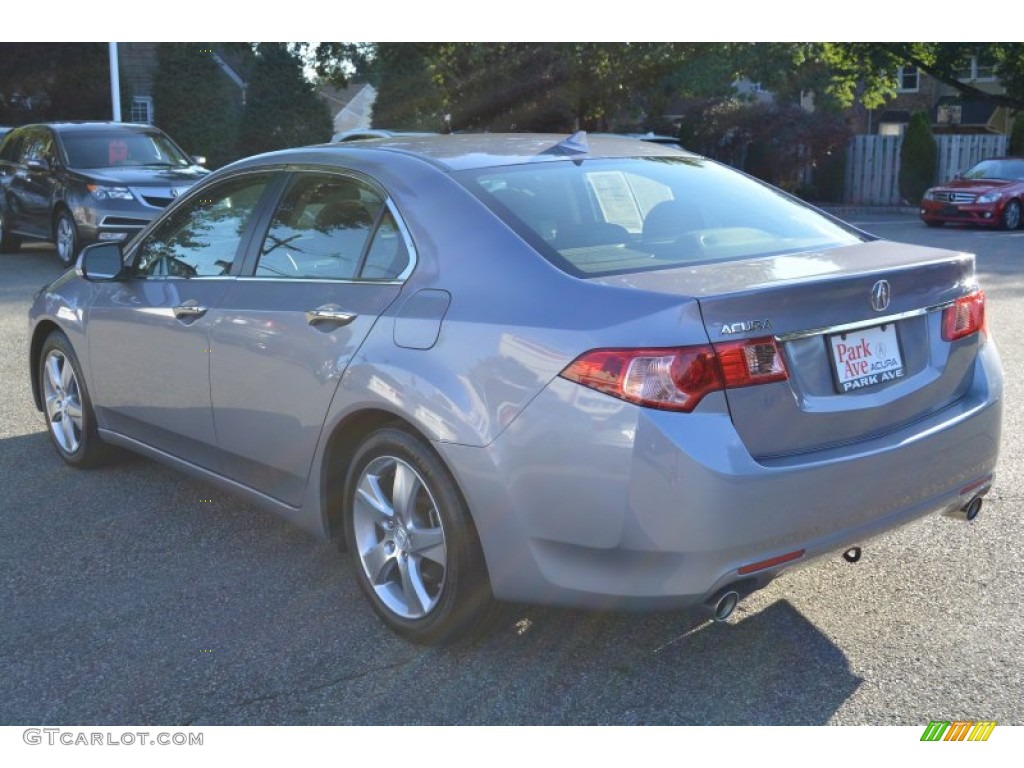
871;280;891;312
169;188;180;198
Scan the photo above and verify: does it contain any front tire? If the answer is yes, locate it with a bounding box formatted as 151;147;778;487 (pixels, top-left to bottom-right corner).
342;427;493;645
39;331;109;468
1000;199;1021;231
923;218;945;228
54;209;79;267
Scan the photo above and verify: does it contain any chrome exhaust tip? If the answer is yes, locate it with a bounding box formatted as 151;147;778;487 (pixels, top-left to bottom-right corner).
711;590;739;623
964;496;983;522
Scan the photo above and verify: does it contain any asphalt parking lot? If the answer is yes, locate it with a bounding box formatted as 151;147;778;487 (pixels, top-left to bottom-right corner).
1;215;1021;726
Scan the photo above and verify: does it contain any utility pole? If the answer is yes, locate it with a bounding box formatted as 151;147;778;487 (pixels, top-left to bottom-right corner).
109;42;121;121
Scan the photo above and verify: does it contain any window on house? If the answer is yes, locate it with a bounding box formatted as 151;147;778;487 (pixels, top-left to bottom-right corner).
897;66;919;92
957;56;997;82
130;96;153;124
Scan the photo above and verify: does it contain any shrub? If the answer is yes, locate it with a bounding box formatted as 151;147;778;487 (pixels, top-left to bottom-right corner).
675;98;850;198
899;112;937;204
1009;112;1024;156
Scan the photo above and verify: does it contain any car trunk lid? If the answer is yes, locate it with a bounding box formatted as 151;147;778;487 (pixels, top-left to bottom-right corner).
591;240;981;457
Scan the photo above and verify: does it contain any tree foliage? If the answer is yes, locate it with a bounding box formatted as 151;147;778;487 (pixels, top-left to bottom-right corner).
239;43;333;157
0;43;111;123
899;112;938;203
800;43;1024;111
1010;113;1024;155
677;99;850;197
152;44;242;168
323;43;766;133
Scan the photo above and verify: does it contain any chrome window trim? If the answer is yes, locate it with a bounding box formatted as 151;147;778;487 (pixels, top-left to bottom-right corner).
775;300;958;342
235;276;404;286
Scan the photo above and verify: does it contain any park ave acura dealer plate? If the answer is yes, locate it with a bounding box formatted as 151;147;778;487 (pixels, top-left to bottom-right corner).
828;323;905;393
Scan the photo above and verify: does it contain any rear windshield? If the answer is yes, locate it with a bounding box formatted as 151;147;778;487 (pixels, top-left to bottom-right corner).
61;130;192;170
456;157;865;277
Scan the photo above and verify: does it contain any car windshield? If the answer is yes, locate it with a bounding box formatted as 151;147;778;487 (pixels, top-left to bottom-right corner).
962;159;1024;181
456;157;865;277
61;130;192;169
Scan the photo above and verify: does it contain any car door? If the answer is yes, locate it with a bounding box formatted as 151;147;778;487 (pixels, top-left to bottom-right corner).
4;128;55;237
86;171;278;467
207;170;414;506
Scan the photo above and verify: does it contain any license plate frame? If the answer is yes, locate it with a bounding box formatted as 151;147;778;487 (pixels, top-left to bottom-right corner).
828;323;905;393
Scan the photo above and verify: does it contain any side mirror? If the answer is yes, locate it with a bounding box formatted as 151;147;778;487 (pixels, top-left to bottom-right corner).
26;158;50;173
191;155;207;167
79;242;124;281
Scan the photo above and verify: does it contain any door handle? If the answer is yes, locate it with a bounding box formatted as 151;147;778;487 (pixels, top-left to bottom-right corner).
306;305;357;328
173;301;208;320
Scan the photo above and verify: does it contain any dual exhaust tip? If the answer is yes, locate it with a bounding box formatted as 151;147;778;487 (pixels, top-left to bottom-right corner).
705;494;987;624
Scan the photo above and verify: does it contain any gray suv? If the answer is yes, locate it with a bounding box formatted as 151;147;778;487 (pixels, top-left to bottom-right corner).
0;122;208;265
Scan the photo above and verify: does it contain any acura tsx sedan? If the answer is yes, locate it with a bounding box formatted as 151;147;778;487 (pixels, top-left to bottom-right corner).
28;134;1003;644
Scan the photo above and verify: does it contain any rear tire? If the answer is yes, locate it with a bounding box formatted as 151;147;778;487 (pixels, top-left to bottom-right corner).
342;427;494;645
0;208;22;253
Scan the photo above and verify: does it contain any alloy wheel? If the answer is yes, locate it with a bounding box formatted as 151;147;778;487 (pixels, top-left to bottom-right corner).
56;215;76;265
1004;201;1022;231
351;455;448;619
42;350;84;454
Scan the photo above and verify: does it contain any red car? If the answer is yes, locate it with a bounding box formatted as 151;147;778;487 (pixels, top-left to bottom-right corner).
919;157;1024;230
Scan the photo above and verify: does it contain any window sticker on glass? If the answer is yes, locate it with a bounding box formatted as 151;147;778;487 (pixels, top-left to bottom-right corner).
585;171;644;232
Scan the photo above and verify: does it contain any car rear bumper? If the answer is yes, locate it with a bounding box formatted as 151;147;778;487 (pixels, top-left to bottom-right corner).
439;340;1003;611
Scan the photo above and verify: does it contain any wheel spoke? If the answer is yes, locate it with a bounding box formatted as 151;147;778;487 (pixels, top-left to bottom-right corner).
362;541;395;585
390;461;421;525
65;399;83;428
60;356;74;389
44;393;61;421
59;412;76;451
356;474;393;527
45;355;62;393
398;555;431;616
407;526;446;567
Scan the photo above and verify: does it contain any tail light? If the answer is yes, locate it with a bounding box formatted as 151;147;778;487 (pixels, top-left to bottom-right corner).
942;290;985;341
560;336;787;412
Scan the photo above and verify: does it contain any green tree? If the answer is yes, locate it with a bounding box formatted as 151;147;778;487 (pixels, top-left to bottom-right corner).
368;43;444;130
0;43;111;123
899;112;938;204
239;43;333;156
152;44;242;169
324;43;760;133
799;43;1024;111
1009;113;1024;155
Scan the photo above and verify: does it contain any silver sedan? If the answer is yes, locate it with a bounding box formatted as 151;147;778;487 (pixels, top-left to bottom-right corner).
28;134;1003;644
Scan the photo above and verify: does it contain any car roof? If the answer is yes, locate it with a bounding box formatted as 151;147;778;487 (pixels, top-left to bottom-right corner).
246;133;696;173
18;122;166;134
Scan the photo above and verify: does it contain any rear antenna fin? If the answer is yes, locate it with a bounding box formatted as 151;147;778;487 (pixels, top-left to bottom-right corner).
557;131;589;154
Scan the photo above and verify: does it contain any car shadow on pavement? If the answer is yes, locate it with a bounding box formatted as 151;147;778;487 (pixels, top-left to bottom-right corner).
423;598;862;725
0;431;860;727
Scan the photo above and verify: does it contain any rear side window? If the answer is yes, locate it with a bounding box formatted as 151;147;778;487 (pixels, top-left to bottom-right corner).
255;173;411;281
457;157;865;277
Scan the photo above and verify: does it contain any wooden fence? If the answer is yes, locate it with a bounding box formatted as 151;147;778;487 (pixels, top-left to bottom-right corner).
843;134;1008;205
